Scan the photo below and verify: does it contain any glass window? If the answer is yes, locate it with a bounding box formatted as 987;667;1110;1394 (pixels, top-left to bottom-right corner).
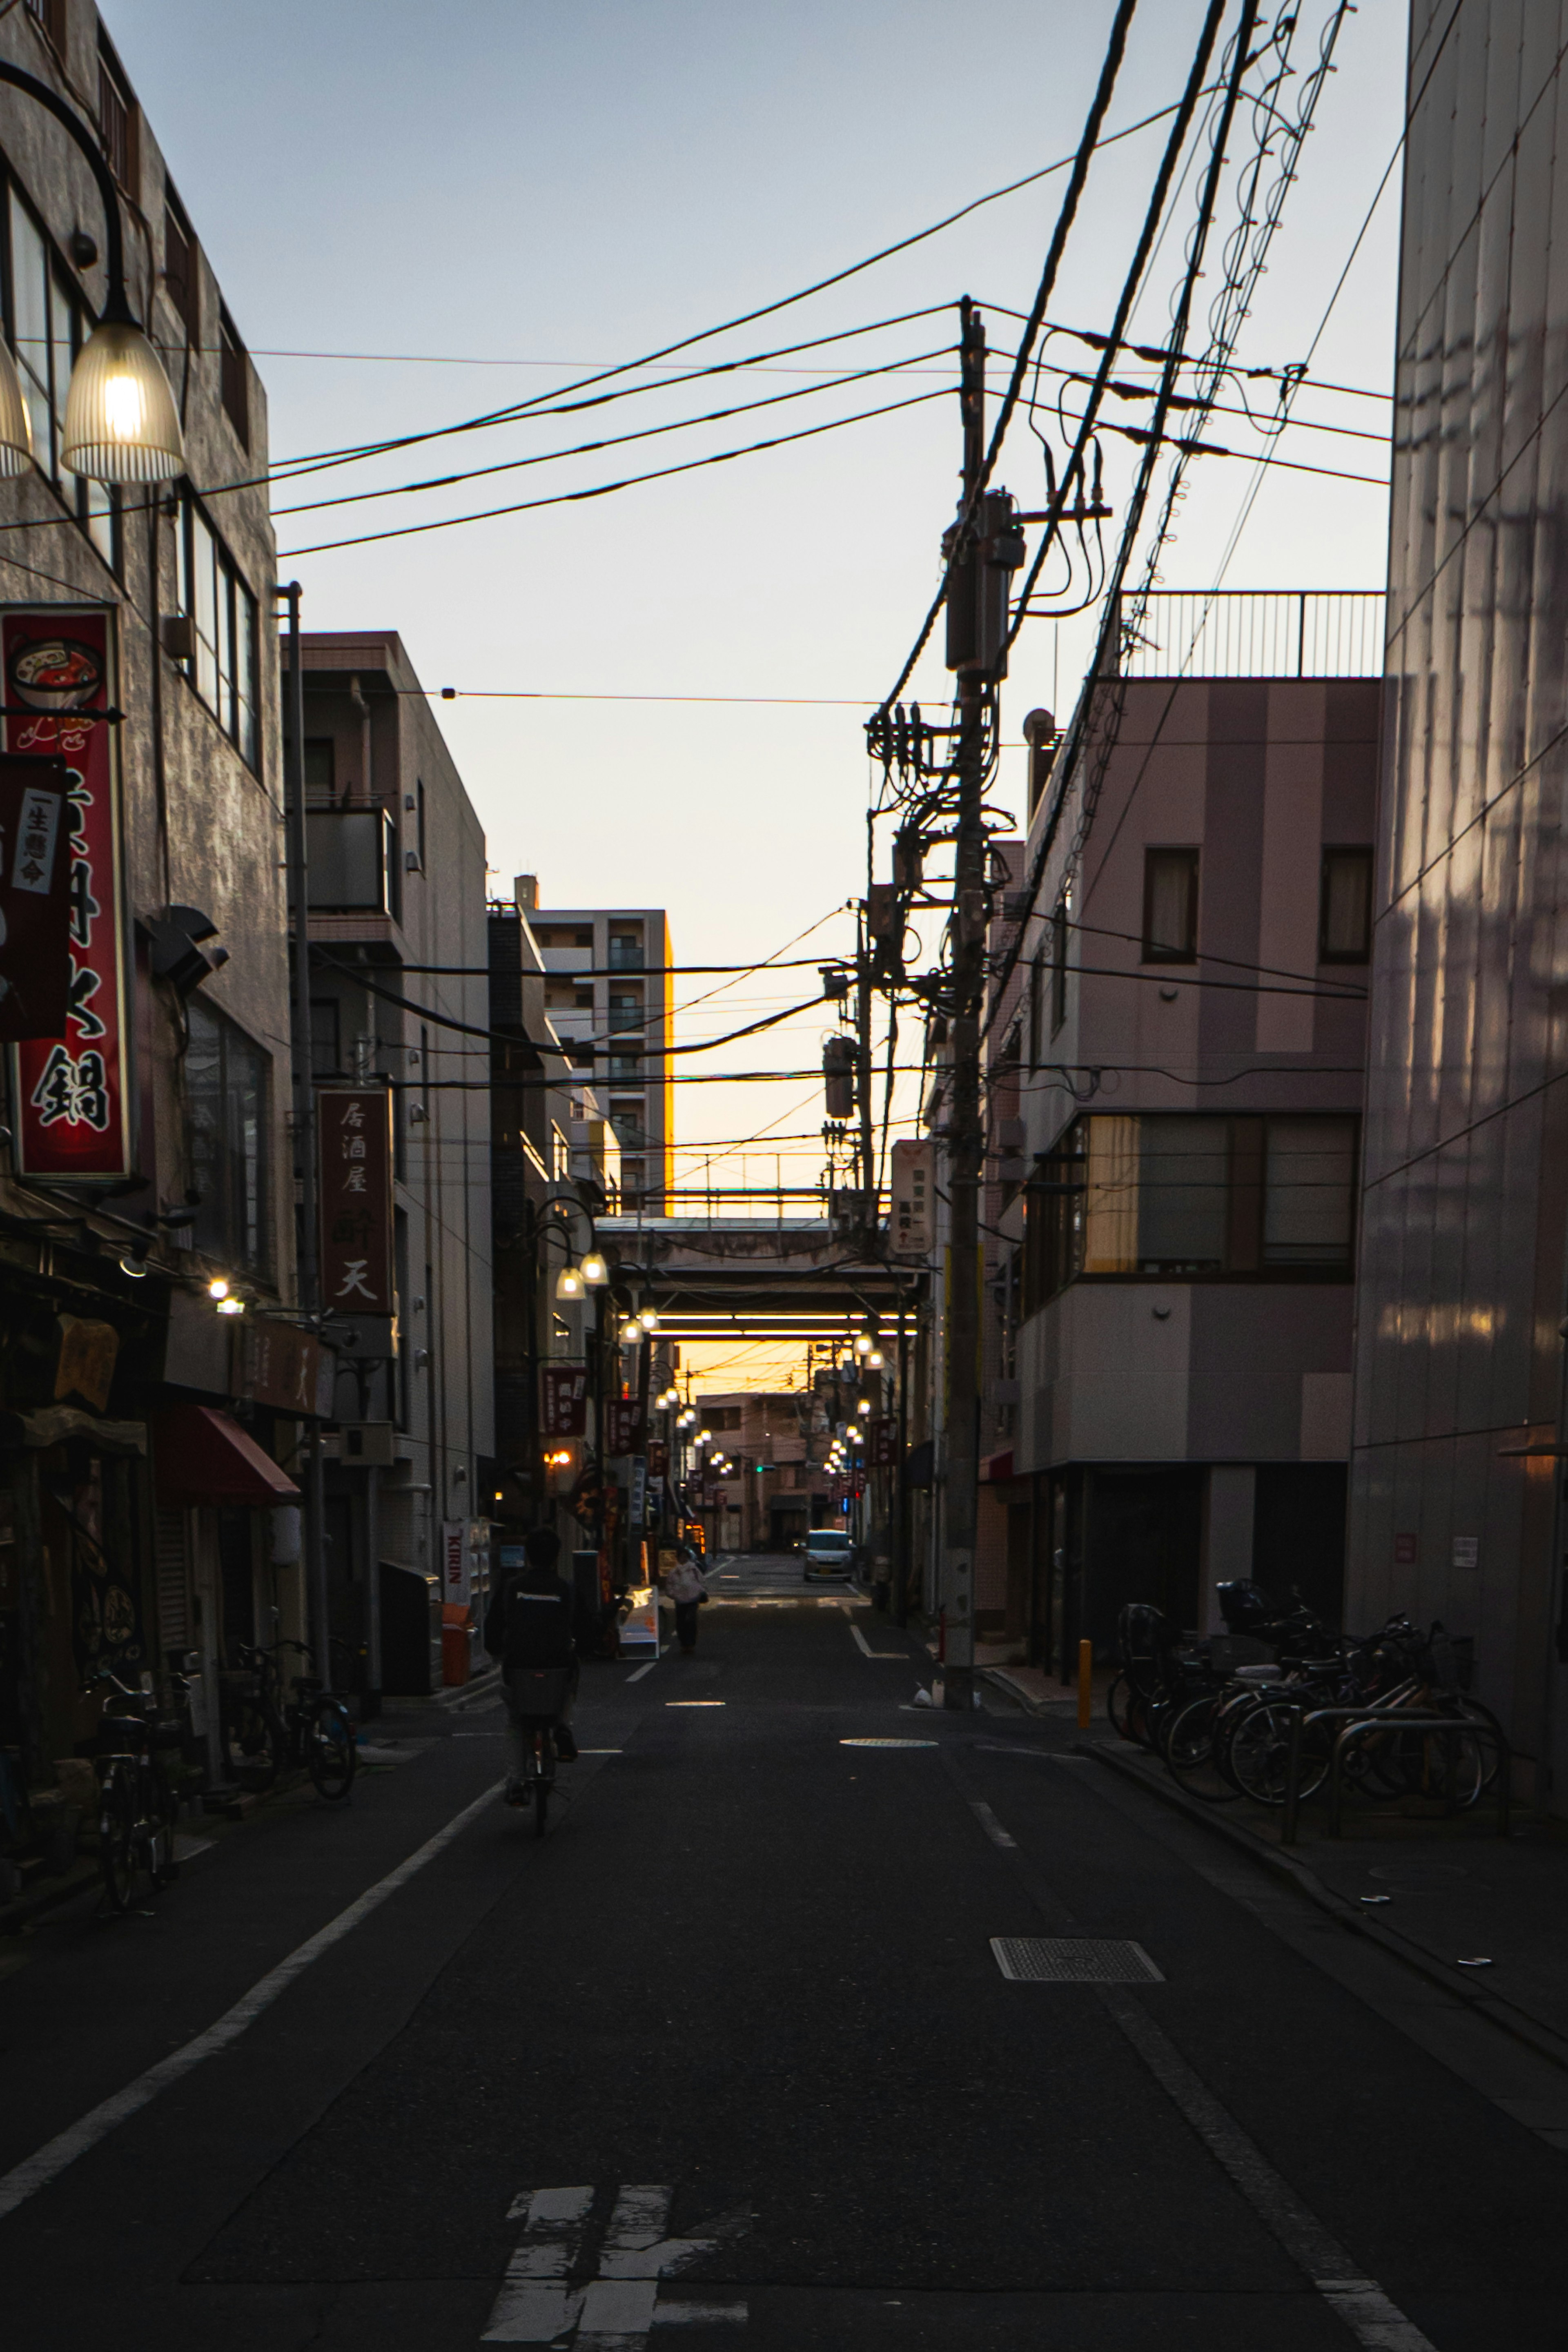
1142;847;1199;962
1082;1116;1139;1272
1263;1117;1356;1266
48;267;73;484
10;195;50;470
1137;1116;1228;1270
191;504;218;708
1051;894;1069;1030
179;495;260;768
234;585;257;767
1320;846;1373;963
186;998;271;1278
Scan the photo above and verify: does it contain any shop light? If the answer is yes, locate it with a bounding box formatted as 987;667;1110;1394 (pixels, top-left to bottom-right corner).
216;1296;244;1317
857;1398;871;1416
867;1349;884;1370
579;1250;608;1287
855;1334;872;1358
641;1308;660;1332
208;1277;229;1300
555;1263;586;1301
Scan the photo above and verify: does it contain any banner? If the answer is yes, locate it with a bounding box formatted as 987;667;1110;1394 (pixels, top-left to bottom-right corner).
317;1086;394;1314
4;610;131;1178
441;1519;470;1606
0;755;69;1040
869;1415;898;1469
605;1398;643;1455
890;1138;935;1259
541;1362;588;1438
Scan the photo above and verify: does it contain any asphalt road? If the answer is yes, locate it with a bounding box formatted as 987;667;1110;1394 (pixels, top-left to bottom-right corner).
2;1564;1565;2350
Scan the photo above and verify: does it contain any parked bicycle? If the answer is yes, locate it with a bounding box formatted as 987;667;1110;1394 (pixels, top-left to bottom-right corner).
88;1665;187;1912
220;1637;357;1802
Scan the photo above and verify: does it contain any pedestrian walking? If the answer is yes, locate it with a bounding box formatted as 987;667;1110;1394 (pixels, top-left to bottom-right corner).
663;1543;708;1655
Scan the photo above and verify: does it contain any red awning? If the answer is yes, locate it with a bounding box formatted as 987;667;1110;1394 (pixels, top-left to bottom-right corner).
154;1405;300;1507
981;1448;1015;1486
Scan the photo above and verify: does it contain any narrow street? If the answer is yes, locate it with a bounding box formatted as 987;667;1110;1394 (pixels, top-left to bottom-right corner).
2;1570;1562;2352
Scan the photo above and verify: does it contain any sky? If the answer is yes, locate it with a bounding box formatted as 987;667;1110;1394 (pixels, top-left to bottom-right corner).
109;0;1409;1390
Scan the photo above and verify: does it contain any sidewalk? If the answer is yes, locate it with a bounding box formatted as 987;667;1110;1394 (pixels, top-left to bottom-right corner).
1088;1726;1568;2072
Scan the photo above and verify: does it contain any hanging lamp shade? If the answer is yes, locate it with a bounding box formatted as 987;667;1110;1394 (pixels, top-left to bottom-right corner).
62;320;184;482
0;336;31;477
579;1250;608;1287
555;1263;586;1302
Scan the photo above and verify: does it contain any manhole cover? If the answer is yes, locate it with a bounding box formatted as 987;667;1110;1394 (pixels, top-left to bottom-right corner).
841;1737;938;1748
991;1937;1164;1984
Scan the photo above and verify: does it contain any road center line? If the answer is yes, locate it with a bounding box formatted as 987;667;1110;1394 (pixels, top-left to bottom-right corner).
0;1777;503;2225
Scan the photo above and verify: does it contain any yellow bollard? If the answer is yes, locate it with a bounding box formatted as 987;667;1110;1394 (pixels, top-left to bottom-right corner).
1077;1638;1093;1729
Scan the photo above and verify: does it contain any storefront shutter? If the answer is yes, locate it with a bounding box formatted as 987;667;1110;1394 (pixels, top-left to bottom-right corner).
154;1506;190;1651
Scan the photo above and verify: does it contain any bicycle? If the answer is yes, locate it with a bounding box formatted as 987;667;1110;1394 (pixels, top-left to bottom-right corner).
224;1639;357;1802
89;1666;185;1913
506;1665;570;1838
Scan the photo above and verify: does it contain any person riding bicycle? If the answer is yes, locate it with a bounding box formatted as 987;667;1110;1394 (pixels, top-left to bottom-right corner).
484;1526;580;1796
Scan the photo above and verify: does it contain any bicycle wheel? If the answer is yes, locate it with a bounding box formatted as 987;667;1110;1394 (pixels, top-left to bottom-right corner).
98;1766;138;1912
1164;1693;1241;1803
1107;1672;1137;1742
145;1769;180;1889
306;1701;357;1801
1228;1700;1325;1807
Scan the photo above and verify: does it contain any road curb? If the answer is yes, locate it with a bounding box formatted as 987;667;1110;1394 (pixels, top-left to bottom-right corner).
1080;1737;1568;2080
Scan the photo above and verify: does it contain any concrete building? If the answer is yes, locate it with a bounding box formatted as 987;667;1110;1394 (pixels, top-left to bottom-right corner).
963;624;1379;1668
297;630;494;1697
521;880;674;1211
0;4;307;1810
1351;3;1568;1792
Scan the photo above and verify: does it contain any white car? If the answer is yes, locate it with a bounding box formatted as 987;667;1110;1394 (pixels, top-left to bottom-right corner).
801;1529;854;1580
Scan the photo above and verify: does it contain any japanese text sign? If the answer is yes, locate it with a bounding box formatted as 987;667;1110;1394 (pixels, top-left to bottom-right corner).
0;755;69;1041
541;1363;588;1438
869;1415;898;1470
604;1398;643;1455
890;1138;934;1260
4;610;131;1176
317;1087;393;1313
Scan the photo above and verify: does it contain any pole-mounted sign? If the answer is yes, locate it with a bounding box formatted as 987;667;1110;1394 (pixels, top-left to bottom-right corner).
317;1085;394;1313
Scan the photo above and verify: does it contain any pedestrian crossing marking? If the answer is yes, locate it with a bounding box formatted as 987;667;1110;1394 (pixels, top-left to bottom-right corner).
483;2183;751;2344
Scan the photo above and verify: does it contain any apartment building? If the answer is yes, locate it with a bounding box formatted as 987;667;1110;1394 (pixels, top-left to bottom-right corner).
693;1390;826;1551
297;630;494;1697
964;607;1379;1668
520;878;674;1210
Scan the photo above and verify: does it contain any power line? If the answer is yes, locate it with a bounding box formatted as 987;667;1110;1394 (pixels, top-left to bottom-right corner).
278;384;949;558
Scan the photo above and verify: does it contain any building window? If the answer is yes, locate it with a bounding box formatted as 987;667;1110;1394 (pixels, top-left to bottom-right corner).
218;305;248;448
609;1097;646;1151
24;2;66;55
7;188;117;566
97;38;138;193
1142;848;1198;963
1022;1111;1356;1310
187;998;271;1278
608;989;643;1034
176;494;260;766
1027;953;1044;1069
304;739;336;806
163;188;197;344
608;927;644;971
1319;846;1372;963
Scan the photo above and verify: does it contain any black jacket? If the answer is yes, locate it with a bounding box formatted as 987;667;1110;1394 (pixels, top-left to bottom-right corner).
484;1573;576;1670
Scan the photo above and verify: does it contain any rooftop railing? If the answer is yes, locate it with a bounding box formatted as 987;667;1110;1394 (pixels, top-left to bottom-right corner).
1109;589;1386;681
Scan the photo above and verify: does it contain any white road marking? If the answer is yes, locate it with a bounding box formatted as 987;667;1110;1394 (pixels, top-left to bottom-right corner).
666;1700;725;1708
846;1622;906;1660
1102;1989;1437;2349
0;1779;503;2226
488;2185;751;2345
626;1662;657;1684
970;1801;1016;1849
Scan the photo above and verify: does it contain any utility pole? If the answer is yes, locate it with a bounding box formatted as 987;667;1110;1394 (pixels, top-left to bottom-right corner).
938;299;1023;1709
283;584;329;1689
855;900;875;1236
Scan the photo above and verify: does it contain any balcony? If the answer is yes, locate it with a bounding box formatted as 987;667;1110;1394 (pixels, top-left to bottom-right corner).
1109;590;1385;682
608;936;644;971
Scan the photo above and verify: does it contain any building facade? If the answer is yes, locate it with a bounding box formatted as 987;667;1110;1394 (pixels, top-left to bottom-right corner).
962;648;1377;1668
1350;1;1568;1791
523;880;674;1211
295;631;494;1697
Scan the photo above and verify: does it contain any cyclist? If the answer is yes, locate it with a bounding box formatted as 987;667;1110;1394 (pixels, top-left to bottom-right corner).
484;1526;579;1799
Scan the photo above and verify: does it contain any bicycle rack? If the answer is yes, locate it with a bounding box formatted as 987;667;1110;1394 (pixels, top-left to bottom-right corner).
1281;1702;1512;1846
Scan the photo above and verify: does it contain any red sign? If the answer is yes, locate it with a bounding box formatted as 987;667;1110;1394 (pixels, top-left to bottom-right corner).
647;1439;668;1478
542;1363;588;1438
0;755;70;1040
1394;1532;1417;1566
604;1399;643;1454
317;1087;393;1313
869;1415;898;1469
4;610;131;1178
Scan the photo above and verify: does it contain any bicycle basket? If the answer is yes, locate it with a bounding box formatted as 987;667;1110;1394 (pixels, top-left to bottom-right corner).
510;1666;570;1719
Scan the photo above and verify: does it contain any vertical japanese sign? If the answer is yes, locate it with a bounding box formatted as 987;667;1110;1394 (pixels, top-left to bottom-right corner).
0;755;70;1041
541;1363;588;1438
890;1139;934;1259
441;1519;470;1605
3;611;131;1177
317;1086;393;1313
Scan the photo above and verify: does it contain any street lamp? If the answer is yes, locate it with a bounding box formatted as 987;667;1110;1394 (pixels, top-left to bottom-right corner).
555;1263;586;1301
0;62;183;482
579;1250;609;1287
